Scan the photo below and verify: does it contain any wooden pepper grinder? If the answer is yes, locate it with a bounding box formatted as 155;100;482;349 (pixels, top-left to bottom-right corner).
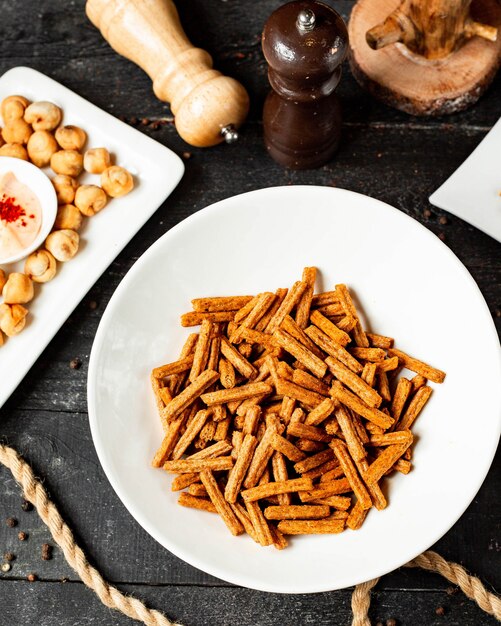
86;0;249;147
262;0;348;169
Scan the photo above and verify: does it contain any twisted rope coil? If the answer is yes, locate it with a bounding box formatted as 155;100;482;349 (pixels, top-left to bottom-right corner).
0;443;499;626
351;551;501;625
0;444;181;626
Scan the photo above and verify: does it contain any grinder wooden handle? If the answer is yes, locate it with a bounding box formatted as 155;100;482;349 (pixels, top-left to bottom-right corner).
86;0;249;147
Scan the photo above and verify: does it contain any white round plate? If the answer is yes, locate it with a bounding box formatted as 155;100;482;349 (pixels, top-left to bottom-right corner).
88;186;501;593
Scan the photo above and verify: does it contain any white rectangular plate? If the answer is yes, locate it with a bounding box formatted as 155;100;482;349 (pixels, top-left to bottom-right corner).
429;116;501;243
0;66;184;409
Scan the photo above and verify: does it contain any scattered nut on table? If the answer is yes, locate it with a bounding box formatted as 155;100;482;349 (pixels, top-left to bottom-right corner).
41;543;53;561
27;130;58;167
51;174;79;204
1;95;30;124
55;125;87;151
54;203;83;230
2;273;34;304
24;101;62;131
50;149;84;177
0;143;28;160
101;165;134;197
0;303;28;336
74;184;107;216
21;500;33;512
83;147;111;174
0;269;6;292
1;119;33;145
24;250;57;284
45;229;79;262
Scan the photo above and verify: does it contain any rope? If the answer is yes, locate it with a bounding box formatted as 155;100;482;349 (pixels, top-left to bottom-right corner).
351;578;379;626
407;551;501;618
351;551;501;625
0;444;183;626
0;443;499;626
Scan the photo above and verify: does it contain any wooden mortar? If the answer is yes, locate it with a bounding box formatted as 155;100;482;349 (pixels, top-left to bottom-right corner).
349;0;501;115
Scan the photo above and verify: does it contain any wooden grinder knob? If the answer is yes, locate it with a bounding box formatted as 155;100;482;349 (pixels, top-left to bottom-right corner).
86;0;250;147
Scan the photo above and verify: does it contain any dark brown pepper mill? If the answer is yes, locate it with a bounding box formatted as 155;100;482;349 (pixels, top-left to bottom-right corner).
262;0;348;169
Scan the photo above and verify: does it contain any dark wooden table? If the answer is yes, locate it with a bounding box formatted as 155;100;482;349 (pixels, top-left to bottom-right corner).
1;1;500;624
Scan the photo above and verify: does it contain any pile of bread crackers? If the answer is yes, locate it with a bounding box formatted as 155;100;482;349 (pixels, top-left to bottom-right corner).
150;267;445;549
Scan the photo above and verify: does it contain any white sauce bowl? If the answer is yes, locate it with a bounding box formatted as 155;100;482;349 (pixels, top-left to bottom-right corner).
0;156;57;265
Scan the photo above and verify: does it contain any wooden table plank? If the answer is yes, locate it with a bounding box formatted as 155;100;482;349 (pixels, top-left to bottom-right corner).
1;579;499;625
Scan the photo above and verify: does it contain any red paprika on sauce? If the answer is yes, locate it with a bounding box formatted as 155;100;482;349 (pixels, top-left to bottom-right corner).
0;171;42;261
0;195;26;224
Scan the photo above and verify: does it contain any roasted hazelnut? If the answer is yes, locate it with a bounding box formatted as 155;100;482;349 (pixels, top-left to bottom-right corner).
2;119;32;145
24;101;62;131
83;147;111;174
24;250;57;283
45;229;79;262
27;130;58;168
50;150;83;177
1;96;30;124
54;203;82;230
0;269;6;292
101;166;134;198
51;174;79;205
55;125;86;151
74;185;107;216
2;273;34;304
0;143;28;160
0;303;28;336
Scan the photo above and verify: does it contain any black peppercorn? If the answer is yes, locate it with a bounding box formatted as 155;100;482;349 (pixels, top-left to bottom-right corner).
41;543;53;561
